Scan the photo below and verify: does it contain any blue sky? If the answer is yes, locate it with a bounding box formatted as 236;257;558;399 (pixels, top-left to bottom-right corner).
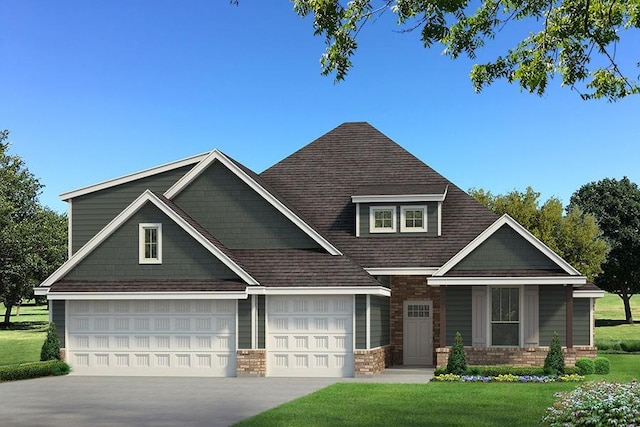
2;1;638;213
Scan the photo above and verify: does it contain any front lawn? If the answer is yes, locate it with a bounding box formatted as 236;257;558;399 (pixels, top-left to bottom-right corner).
0;303;49;366
595;293;640;341
235;354;639;427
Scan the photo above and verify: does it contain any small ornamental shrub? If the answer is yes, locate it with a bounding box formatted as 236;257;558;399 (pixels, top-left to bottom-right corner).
594;356;611;374
575;358;595;375
542;380;640;426
620;340;640;353
0;360;70;382
446;332;467;375
40;322;62;361
544;332;565;375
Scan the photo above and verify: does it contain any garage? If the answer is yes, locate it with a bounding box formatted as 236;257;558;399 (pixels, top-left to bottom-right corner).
66;299;236;376
267;295;354;377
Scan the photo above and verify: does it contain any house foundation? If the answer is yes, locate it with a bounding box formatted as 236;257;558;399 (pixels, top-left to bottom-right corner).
236;349;266;377
354;345;393;376
435;346;598;368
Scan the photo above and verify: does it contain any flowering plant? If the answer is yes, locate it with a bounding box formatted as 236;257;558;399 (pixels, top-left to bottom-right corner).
432;373;584;383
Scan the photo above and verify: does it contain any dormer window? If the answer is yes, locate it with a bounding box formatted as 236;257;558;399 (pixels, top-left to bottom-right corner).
370;206;397;233
139;223;162;264
401;206;427;232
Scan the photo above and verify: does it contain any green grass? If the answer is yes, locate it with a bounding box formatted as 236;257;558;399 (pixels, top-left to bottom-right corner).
235;354;639;427
595;293;640;341
0;303;49;366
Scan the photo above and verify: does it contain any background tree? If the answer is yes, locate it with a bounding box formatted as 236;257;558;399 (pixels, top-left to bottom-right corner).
469;186;608;281
0;131;67;325
286;0;640;101
570;177;640;324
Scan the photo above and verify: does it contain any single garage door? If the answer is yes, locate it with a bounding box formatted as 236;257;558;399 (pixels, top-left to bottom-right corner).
267;295;354;377
67;299;236;376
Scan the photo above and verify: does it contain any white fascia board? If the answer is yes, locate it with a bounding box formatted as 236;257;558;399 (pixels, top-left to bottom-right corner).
434;214;582;277
164;150;343;256
60;152;210;200
46;291;249;300
365;267;439;276
39;190;258;287
427;276;587;287
67;199;73;258
34;287;49;296
246;286;391;297
573;290;606;298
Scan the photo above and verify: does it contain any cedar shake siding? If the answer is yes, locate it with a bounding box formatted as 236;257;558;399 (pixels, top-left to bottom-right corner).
71;165;193;253
358;202;439;237
173;161;321;250
65;203;241;281
445;286;472;346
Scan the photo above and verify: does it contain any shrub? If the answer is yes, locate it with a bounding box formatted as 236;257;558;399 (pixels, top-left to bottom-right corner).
544;332;565;375
620;340;640;353
40;322;61;361
446;332;467;375
564;366;581;375
434;367;447;376
0;360;70;382
594;356;611;374
542;380;640;426
575;358;595;375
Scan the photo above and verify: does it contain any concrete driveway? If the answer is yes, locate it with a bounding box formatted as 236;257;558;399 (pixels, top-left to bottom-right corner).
1;376;339;427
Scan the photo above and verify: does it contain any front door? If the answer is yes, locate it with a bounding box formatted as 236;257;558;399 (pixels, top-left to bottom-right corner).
403;300;433;366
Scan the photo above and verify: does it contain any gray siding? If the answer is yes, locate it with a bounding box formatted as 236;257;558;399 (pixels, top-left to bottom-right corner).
539;285;567;346
370;296;390;347
173;162;320;249
52;300;66;347
238;298;251;349
66;203;240;280
358;202;438;237
452;225;561;271
446;286;472;346
71;165;193;253
257;295;265;349
355;295;367;349
573;299;590;346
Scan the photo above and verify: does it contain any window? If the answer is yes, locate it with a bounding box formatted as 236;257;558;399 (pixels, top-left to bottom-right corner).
491;287;519;346
407;304;430;318
369;206;397;233
139;223;162;264
400;206;427;232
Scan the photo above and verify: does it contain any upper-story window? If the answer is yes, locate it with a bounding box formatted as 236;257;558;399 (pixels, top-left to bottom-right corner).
139;223;162;264
370;206;397;233
401;206;427;232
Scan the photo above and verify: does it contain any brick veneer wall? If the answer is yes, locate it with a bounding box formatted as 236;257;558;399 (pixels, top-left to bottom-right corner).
435;347;598;368
390;276;440;365
354;345;393;375
236;350;266;376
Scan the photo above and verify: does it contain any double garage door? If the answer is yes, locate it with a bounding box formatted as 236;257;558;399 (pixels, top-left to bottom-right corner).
66;295;354;377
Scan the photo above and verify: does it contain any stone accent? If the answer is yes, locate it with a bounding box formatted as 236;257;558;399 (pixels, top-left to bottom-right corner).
390;276;440;365
435;346;598;368
354;345;393;376
236;350;266;377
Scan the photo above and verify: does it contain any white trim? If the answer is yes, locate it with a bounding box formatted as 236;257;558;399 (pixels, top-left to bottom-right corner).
164;150;342;256
400;205;428;233
351;189;447;204
369;206;397;233
433;214;583;277
428;276;587;286
437;202;442;236
246;286;391;297
138;223;162;264
60;152;210;200
64;300;69;354
67;200;73;258
573;290;605;298
589;298;594;347
46;291;250;300
366;294;371;349
355;203;360;237
365;267;438;276
39;190;259;288
48;300;53;322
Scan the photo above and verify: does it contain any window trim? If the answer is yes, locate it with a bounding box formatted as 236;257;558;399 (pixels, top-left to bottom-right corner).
369;206;397;233
139;223;162;264
488;286;522;347
400;205;428;233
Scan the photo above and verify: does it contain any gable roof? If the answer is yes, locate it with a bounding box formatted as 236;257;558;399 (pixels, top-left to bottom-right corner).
38;190;259;290
260;122;499;268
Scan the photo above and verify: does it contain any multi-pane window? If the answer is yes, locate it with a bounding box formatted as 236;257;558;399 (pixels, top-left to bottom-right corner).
400;206;427;232
139;223;162;264
491;287;519;346
370;207;396;233
407;304;429;318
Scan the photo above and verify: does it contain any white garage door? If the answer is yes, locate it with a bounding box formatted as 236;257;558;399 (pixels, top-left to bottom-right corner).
267;295;354;377
67;299;236;376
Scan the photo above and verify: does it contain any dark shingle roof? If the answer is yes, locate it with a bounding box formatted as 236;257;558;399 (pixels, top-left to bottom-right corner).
50;280;247;293
260;122;498;268
353;184;447;196
444;269;569;277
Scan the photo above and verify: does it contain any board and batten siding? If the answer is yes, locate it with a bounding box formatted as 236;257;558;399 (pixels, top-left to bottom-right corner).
173;161;320;249
66;203;240;281
71;165;193;253
573;298;591;346
446;286;472;346
370;296;390;348
355;295;367;349
539;285;567;346
52;300;66;347
238;298;252;349
358;202;439;237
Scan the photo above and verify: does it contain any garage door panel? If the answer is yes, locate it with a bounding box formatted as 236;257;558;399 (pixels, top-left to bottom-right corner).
67;300;236;377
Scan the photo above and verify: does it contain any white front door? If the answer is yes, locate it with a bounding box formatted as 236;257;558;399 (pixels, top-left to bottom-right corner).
403;300;433;366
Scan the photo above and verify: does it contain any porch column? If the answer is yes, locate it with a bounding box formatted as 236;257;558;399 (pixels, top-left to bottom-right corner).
439;286;446;347
565;285;573;348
